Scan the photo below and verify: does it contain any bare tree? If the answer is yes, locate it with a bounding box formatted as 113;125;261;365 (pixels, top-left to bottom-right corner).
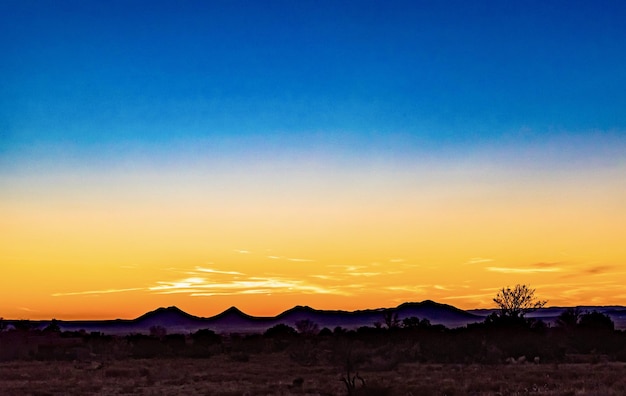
556;307;582;329
493;284;547;319
295;319;319;336
383;310;400;329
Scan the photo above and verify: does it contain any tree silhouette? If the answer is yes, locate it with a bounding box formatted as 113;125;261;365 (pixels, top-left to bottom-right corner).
295;319;319;336
264;323;297;338
383;310;400;329
578;311;614;331
556;307;582;330
43;319;61;334
493;284;547;319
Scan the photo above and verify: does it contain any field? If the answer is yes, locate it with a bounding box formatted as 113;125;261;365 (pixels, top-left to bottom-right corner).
1;353;626;395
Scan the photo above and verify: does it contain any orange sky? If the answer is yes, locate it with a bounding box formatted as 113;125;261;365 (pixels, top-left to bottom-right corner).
3;1;626;321
2;152;625;320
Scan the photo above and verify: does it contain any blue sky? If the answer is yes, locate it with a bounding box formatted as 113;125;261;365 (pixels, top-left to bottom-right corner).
2;0;626;168
2;1;626;318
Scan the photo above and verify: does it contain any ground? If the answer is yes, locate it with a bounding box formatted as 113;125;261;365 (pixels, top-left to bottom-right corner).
1;353;626;395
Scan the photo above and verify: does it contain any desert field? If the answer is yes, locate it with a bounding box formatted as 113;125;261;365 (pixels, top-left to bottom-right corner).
1;353;626;396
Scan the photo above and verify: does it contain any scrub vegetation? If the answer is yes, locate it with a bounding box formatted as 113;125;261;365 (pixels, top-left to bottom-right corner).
2;286;626;395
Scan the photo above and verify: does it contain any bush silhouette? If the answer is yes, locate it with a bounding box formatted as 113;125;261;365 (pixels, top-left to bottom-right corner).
264;323;297;338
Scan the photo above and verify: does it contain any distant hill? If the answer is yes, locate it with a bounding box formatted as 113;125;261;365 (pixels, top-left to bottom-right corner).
468;305;626;329
8;301;626;335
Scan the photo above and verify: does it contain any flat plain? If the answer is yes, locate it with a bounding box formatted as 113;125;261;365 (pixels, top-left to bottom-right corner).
1;353;626;395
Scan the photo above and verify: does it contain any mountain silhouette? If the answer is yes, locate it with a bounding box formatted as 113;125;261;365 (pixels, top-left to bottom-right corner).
135;306;201;327
17;301;626;335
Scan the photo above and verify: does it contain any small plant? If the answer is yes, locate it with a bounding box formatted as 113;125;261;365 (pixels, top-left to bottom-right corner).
295;319;319;336
340;367;365;396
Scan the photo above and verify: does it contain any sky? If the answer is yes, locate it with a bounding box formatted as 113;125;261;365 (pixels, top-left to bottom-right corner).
1;0;626;320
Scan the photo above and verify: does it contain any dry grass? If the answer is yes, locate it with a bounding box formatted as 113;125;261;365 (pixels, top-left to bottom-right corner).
1;354;626;395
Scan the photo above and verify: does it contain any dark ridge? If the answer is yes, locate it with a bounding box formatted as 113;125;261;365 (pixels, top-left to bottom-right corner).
396;300;482;319
207;306;259;321
135;306;200;321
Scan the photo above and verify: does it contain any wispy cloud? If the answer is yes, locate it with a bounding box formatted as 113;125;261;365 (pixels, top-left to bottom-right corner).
441;292;495;301
531;262;561;268
309;274;344;281
346;272;382;277
149;274;347;296
584;265;614;275
194;266;243;275
558;263;617;279
52;287;144;297
486;266;560;274
465;257;494;265
385;285;430;293
234;249;250;254
266;255;314;262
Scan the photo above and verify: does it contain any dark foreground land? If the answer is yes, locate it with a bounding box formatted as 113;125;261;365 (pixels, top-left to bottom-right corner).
2;309;626;395
1;356;626;395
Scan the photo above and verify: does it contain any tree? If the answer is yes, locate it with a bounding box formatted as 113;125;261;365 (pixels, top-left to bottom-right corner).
578;311;614;331
556;308;582;330
493;284;547;319
149;325;167;339
43;319;61;334
402;316;431;329
13;319;34;332
295;319;319;336
383;310;400;329
264;323;297;338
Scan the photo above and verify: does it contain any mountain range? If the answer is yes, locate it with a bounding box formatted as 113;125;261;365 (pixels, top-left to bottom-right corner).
8;301;626;335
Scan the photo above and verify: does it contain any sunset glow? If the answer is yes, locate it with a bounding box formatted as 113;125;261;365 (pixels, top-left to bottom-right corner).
2;1;625;320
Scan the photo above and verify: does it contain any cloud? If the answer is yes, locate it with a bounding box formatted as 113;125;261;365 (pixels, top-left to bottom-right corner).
584;265;614;275
389;258;405;263
234;249;250;254
385;285;430;293
194;267;243;275
149;274;347;296
346;272;382;277
465;257;494;265
52;287;144;297
266;255;314;262
308;274;343;281
441;292;495;301
531;262;560;268
486;266;560;274
558;264;617;279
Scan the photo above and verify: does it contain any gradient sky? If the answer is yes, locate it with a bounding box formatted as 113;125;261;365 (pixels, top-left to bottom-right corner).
2;0;626;320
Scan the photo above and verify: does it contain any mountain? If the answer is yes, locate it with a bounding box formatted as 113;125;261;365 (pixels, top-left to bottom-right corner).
468;306;626;329
13;301;626;335
272;300;483;330
135;306;201;327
